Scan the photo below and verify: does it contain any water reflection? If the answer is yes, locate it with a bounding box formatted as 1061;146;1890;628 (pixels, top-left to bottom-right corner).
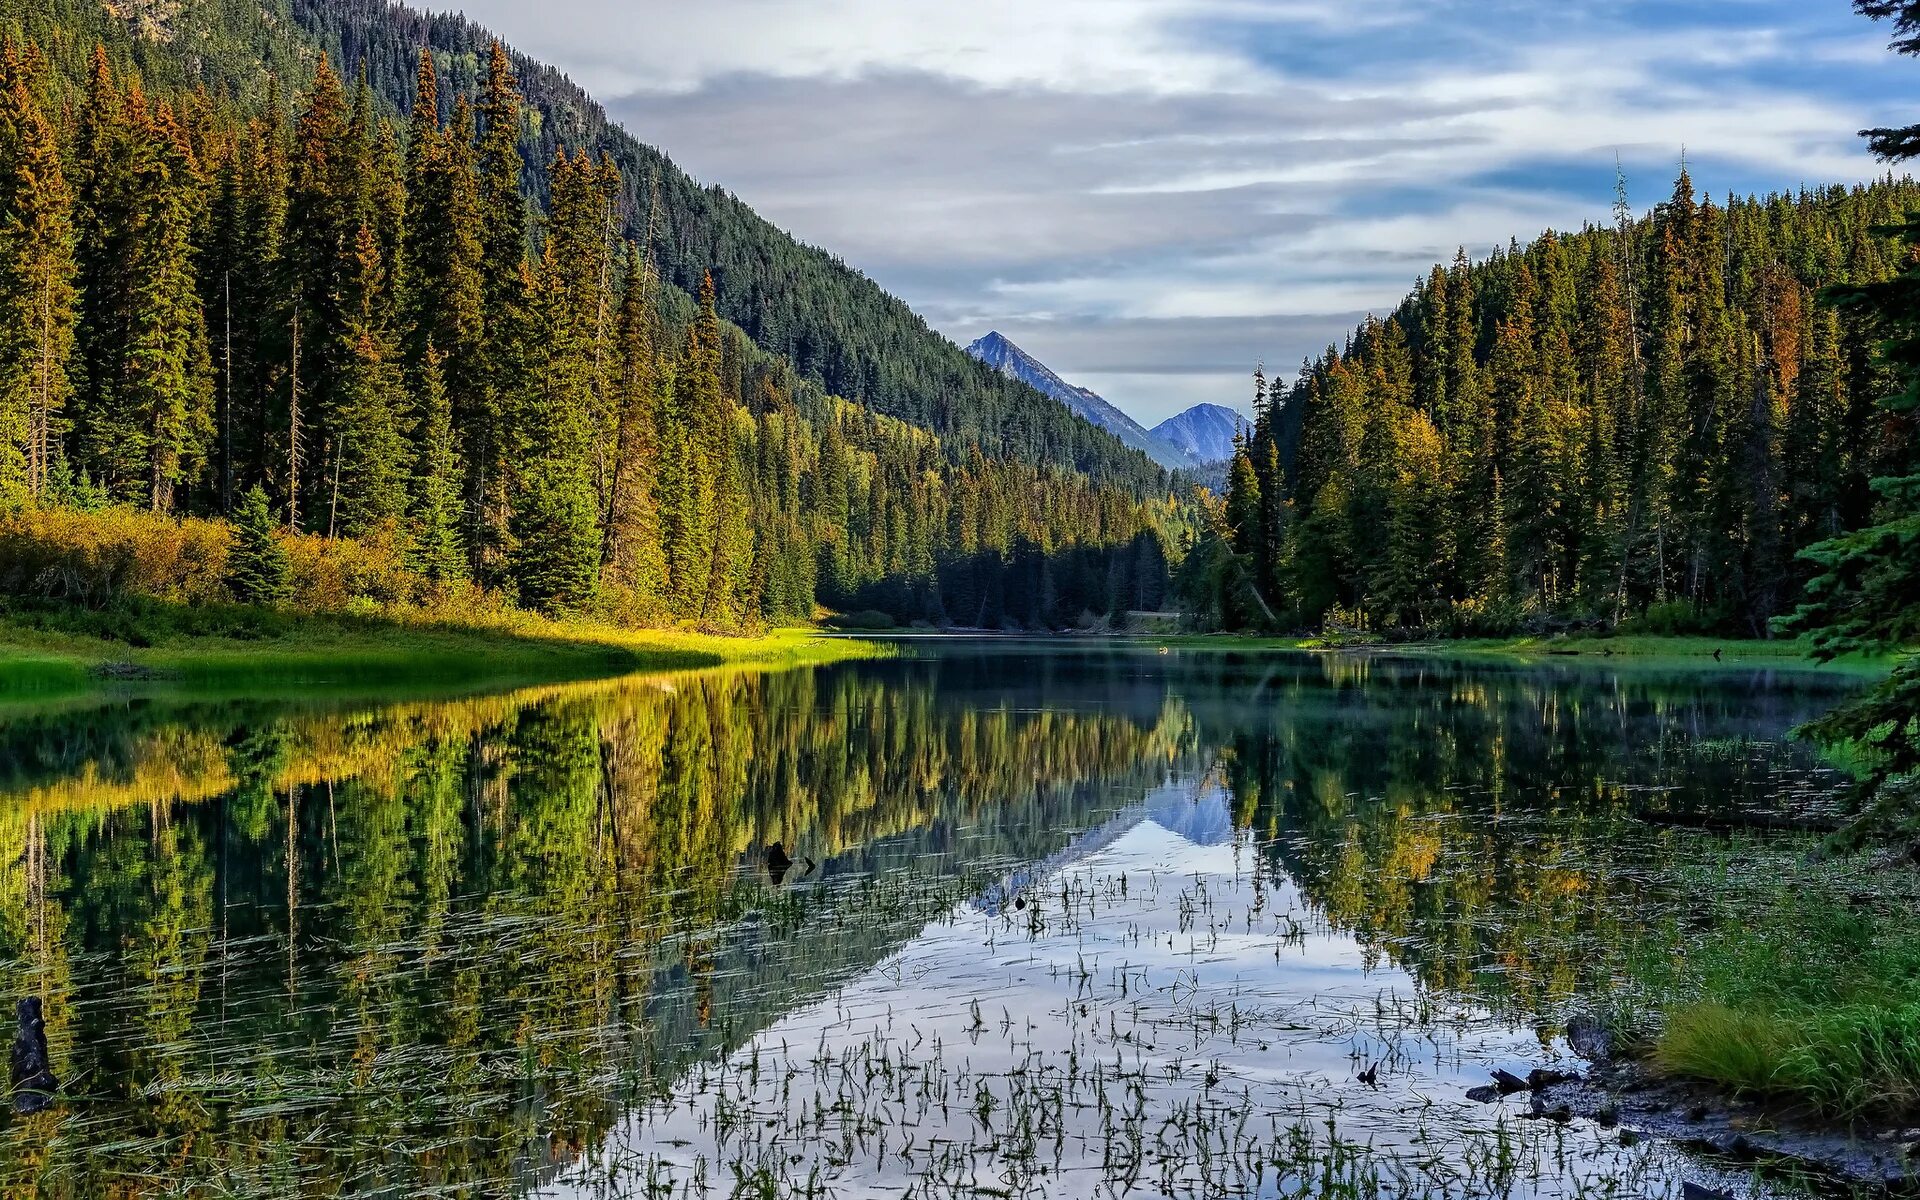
0;646;1861;1196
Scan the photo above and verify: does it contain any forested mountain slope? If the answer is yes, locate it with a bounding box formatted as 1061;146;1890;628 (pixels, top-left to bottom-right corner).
7;0;1161;489
0;0;1177;629
1191;172;1920;638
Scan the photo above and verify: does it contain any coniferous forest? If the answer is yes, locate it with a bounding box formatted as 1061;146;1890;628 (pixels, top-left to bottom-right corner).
1195;173;1920;639
0;10;1177;630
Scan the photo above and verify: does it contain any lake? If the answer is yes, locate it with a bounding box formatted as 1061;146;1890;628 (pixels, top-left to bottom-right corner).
0;643;1867;1197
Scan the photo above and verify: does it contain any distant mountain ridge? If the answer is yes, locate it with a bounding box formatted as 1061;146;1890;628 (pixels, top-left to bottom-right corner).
1151;405;1249;466
964;333;1192;471
964;333;1253;473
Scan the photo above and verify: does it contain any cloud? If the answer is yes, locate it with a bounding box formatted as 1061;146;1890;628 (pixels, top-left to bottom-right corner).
452;0;1910;425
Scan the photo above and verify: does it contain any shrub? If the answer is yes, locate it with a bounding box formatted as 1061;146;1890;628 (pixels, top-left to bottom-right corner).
0;506;229;607
282;525;423;611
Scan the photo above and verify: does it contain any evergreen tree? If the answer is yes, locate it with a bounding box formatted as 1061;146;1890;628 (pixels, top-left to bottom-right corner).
0;40;76;504
1776;0;1920;844
225;484;293;605
406;346;465;583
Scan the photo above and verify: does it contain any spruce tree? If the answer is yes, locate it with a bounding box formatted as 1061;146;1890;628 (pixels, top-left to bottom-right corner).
406;346;465;583
0;40;76;504
226;484;293;606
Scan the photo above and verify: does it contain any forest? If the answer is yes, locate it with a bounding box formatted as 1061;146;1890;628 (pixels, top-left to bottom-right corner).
0;27;1176;629
1190;172;1920;640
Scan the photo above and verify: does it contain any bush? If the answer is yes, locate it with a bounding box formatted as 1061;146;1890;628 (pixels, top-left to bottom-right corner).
282;525;424;610
0;507;229;607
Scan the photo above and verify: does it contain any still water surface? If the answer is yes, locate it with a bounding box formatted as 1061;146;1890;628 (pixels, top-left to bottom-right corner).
0;644;1864;1197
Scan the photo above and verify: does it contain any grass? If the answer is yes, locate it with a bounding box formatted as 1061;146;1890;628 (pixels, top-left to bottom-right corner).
1618;844;1920;1121
0;596;885;700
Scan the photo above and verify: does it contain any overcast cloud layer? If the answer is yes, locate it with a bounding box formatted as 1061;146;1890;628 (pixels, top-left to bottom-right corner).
457;0;1909;424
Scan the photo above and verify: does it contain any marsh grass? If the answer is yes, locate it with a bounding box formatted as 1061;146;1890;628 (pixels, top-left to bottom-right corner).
1626;845;1920;1120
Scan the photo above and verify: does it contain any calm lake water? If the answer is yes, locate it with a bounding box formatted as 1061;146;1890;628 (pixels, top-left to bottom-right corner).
0;643;1867;1197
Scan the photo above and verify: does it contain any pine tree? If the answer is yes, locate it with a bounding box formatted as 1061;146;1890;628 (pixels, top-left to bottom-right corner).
406;345;465;583
508;150;606;613
0;40;76;504
471;41;528;578
125;96;215;511
604;243;667;601
226;484;293;605
331;223;411;537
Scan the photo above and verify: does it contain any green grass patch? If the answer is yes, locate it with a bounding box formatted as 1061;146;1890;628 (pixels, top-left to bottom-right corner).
0;597;885;701
1620;845;1920;1120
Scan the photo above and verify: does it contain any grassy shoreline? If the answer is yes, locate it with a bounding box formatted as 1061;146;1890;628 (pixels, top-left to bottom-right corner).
1608;841;1920;1124
0;605;885;700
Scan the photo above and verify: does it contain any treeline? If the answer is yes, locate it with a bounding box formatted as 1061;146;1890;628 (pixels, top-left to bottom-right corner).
0;36;1172;626
1188;172;1920;636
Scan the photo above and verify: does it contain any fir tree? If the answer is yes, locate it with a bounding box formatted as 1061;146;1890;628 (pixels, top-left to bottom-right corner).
1776;0;1920;845
226;484;293;605
406;346;465;583
0;40;76;504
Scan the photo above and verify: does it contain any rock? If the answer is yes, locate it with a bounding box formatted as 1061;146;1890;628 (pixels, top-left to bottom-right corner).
1491;1068;1530;1095
1528;1067;1577;1090
1528;1095;1573;1123
1566;1014;1614;1064
765;843;793;885
1595;1104;1618;1128
90;661;163;681
10;997;56;1115
1465;1085;1502;1104
1681;1184;1731;1200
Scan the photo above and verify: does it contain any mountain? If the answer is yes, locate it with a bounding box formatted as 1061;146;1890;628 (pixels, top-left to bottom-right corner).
964;333;1193;471
1151;405;1249;466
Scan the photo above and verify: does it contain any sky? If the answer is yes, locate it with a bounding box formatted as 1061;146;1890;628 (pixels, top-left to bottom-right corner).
452;0;1911;425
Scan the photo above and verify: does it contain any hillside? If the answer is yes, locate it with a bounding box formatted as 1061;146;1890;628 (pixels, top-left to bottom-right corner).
1188;171;1920;637
6;0;1166;492
964;332;1192;471
0;0;1180;630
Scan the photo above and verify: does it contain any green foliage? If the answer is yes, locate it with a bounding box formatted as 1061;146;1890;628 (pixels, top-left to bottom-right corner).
224;485;291;606
1637;877;1920;1119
